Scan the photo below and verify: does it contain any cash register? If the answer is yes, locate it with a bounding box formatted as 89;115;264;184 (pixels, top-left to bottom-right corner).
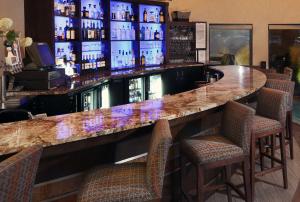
14;43;66;90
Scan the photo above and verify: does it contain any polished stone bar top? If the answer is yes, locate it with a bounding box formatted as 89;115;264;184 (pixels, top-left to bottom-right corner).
0;66;266;155
7;64;204;97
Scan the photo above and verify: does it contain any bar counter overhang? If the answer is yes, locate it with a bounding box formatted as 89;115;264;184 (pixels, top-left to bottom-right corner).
0;65;266;156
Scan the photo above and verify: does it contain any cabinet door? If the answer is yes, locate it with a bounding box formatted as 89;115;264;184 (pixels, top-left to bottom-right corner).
109;79;125;107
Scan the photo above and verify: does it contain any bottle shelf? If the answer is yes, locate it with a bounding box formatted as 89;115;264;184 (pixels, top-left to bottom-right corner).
111;40;137;42
140;40;164;42
55;40;80;43
140;21;165;24
55;15;78;19
111;19;137;23
81;17;104;21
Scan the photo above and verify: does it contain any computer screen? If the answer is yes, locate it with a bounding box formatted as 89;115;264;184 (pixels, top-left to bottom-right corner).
26;42;55;68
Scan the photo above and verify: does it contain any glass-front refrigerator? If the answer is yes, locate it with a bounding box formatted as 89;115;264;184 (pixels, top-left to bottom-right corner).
100;83;110;108
81;88;98;111
147;74;163;100
128;77;145;103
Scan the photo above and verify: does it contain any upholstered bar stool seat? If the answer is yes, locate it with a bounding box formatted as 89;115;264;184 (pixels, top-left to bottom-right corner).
78;163;153;202
181;135;244;165
78;119;173;202
252;115;282;137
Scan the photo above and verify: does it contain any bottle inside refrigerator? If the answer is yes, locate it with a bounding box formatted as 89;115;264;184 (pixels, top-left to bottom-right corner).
101;83;110;108
128;77;145;103
82;89;97;111
148;74;163;100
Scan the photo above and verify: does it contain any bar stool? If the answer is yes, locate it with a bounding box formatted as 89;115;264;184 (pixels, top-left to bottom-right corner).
250;88;288;200
266;72;291;81
0;145;43;201
180;101;254;202
77;119;173;202
265;79;295;159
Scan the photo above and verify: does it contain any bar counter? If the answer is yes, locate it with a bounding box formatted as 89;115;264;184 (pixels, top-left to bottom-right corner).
0;65;266;156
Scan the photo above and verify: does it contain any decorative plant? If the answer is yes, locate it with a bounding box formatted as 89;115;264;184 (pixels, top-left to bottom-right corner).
0;17;32;48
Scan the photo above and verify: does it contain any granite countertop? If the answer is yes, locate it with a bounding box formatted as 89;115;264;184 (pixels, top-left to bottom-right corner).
7;63;204;97
0;65;267;155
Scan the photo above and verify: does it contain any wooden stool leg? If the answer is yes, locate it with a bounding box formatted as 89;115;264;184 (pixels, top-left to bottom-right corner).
279;132;288;189
250;136;256;201
197;166;205;202
225;165;232;202
243;158;252;202
180;155;187;201
271;135;276;168
258;138;264;171
288;111;294;159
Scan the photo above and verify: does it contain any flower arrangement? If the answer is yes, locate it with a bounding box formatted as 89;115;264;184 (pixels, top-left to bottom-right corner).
0;17;33;70
0;17;33;48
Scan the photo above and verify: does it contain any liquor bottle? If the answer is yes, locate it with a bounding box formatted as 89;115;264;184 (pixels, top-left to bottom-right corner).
96;54;100;68
131;26;136;40
60;1;66;15
82;7;88;18
155;50;160;64
70;22;76;40
55;26;58;41
126;26;130;40
59;27;64;40
64;1;70;16
154;30;160;40
155;8;159;23
92;55;96;69
116;26;121;40
159;9;164;23
140;26;145;40
82;22;86;40
96;23;101;40
121;26;126;40
150;27;154;40
130;7;135;21
70;46;76;63
141;51;146;66
64;21;70;40
100;53;106;67
145;27;150;40
111;5;116;20
87;22;92;40
69;0;76;17
88;4;92;18
143;8;148;22
116;5;121;20
121;5;125;20
101;26;105;40
92;5;97;19
131;50;135;66
117;50;123;67
99;2;104;19
125;6;130;21
82;55;86;70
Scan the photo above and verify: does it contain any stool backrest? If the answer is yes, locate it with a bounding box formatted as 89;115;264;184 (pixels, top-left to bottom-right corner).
265;79;295;111
256;87;287;127
266;72;291;81
146;119;172;198
221;101;255;155
284;67;293;80
0;145;43;202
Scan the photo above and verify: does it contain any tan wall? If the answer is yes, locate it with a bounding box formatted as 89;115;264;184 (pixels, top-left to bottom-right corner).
169;0;300;66
1;0;300;65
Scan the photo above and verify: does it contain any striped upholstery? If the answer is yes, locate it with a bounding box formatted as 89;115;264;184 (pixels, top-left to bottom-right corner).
0;145;43;202
78;119;173;202
181;101;255;164
256;87;287;127
284;67;293;80
266;73;291;81
265;79;295;111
